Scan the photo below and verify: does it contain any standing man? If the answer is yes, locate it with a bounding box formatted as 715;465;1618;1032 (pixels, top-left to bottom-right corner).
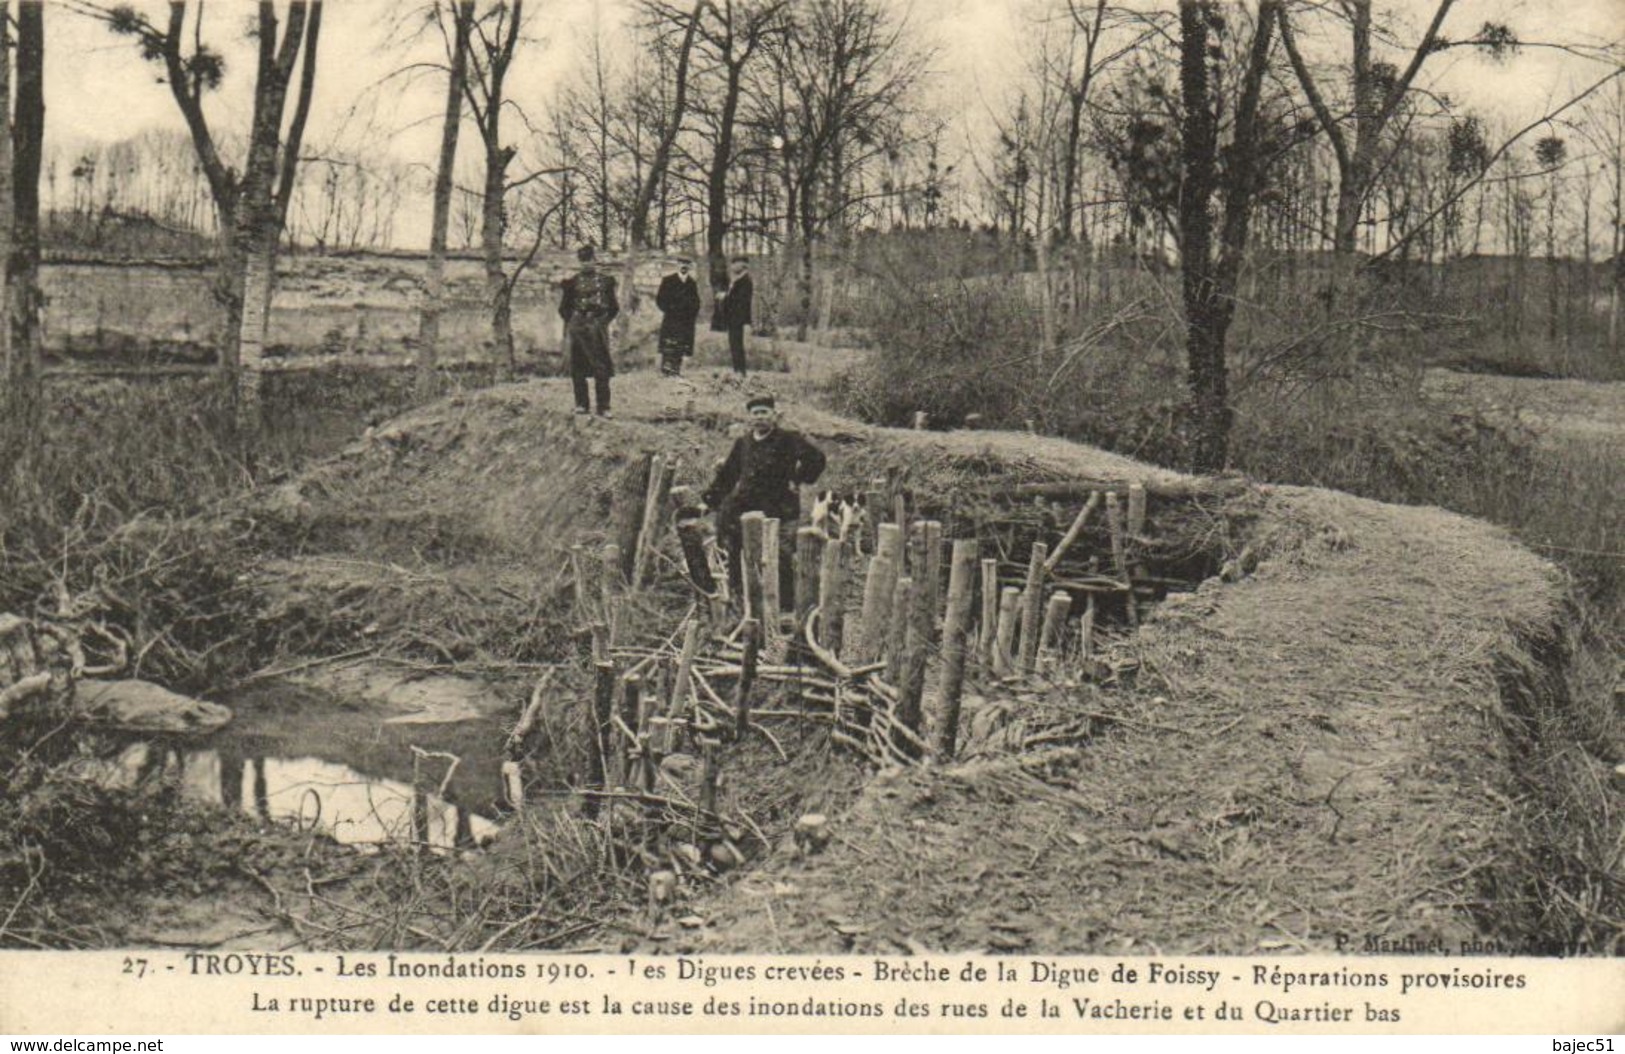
716;255;755;377
558;244;620;417
655;256;701;378
702;394;826;610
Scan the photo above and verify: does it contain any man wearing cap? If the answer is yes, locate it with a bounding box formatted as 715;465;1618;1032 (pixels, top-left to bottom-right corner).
655;256;701;378
558;244;620;417
701;394;826;608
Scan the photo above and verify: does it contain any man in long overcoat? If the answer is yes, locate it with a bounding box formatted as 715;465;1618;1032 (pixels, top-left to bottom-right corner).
714;256;754;377
558;244;620;417
655;256;701;378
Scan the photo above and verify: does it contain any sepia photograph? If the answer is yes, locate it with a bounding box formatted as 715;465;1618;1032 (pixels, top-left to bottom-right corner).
0;0;1620;1035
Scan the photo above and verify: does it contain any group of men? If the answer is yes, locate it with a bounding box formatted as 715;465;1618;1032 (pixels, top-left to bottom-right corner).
557;244;822;608
557;245;755;417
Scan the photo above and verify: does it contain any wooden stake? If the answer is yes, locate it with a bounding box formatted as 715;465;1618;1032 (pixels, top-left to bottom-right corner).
587;660;616;804
893;492;908;537
994;586;1021;676
794;527;823;627
896;576;930;759
638;731;657;793
740;511;766;622
501;760;524;812
1105;492;1127;579
699;739;719;818
1018;541;1048;675
1039;590;1072;659
675;518;714;592
931;539;979;760
864;482;886;549
621;673;643;751
612;454;653;580
885;576;915;684
671;620;700;719
817;538;846;656
978;557;999;666
1044;491;1101;573
875;522;903;575
857;554;896;663
734;618;759;740
634;454;676;587
920;520;943;642
590;620;609;664
761;517;782;638
1127;481;1147;538
1082;591;1096;659
633;454;666;585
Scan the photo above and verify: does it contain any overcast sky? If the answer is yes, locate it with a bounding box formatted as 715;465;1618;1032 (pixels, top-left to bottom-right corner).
41;0;1625;245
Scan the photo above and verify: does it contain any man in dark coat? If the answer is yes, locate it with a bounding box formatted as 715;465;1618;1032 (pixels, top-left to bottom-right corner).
715;256;754;377
558;244;620;417
702;393;826;610
655;256;701;378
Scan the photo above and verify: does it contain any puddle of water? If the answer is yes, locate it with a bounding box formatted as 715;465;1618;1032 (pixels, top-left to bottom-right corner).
109;680;517;850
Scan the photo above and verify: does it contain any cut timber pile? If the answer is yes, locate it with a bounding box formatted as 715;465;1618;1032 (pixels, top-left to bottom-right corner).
682;483;1569;955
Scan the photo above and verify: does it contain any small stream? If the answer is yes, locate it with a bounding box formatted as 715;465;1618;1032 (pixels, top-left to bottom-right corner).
104;680;513;850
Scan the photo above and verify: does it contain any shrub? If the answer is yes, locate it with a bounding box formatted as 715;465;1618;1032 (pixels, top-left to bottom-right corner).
833;278;1037;429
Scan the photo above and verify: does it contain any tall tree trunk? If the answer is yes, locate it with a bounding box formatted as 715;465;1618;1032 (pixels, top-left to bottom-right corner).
1612;79;1623;351
236;232;274;436
482;139;515;367
231;1;310;436
1281;0;1455;313
1178;0;1276;474
630;0;701;250
418;0;472;398
1179;1;1224;473
7;1;44;494
1060;90;1083;243
465;0;521;369
0;7;15;418
796;182;816;342
707;59;743;295
1546;172;1559;344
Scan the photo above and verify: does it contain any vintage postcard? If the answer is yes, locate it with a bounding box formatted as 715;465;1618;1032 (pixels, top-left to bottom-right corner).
0;0;1620;1038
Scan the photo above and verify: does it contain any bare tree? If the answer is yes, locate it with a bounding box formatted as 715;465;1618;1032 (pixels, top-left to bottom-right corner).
758;0;926;337
419;0;475;396
693;0;788;293
462;0;524;366
87;0;322;427
630;0;703;250
2;3;45;493
1534;135;1567;343
1047;0;1164;243
1179;0;1278;472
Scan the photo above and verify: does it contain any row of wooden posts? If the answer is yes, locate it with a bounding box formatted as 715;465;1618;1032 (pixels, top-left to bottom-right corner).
548;465;1155;823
